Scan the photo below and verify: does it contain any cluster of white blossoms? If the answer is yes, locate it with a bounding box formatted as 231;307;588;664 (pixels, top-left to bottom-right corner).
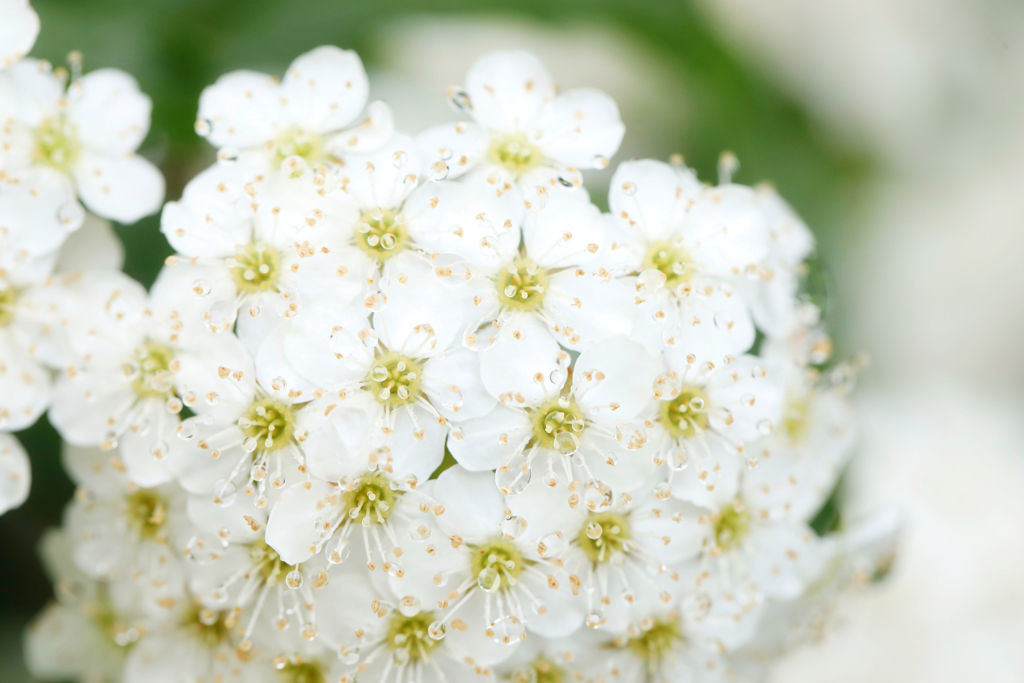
3;6;900;682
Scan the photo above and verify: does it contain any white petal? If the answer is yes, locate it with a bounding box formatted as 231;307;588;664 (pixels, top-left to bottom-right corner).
60;443;129;497
159;162;254;257
49;370;134;446
0;0;39;68
432;465;505;543
479;313;561;404
0;59;62;126
173;332;257;421
422;347;496;421
746;523;827;599
303;404;374;482
0;166;83;258
465;50;555;131
54;212;124;272
0;433;30;515
669;439;742;510
376;253;461;356
536;88;624;168
523;188;604;269
323;99;395;155
608;159;702;243
660;281;756;363
385;404;446;482
68;68;152;155
281;298;370;387
281;46;369;133
415;121;489;181
504;467;582;539
116;401;177;487
758;185;814;266
702;354;786;443
685;184;771;275
518;570;587;638
197;69;284;148
72;151;165;223
265;480;336;565
447;403;530;472
334;133;425;211
545;270;634;351
0;334;50;430
573;336;659;419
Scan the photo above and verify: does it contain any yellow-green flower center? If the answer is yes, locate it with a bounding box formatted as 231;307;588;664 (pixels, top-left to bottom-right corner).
782;397;810;443
35;117;80;171
714;504;750;552
642;240;692;286
658;386;709;439
385;610;439;662
184;605;232;649
356;208;408;261
125;489;167;540
274;128;328;166
529;395;585;453
489;133;542;174
342;471;396;525
368;353;423;406
277;660;326;683
230;244;280;293
497;258;548;312
578;511;631;564
250;539;293;583
507;658;565;683
625;617;683;666
242;398;296;453
0;287;18;327
125;342;174;398
470;538;527;593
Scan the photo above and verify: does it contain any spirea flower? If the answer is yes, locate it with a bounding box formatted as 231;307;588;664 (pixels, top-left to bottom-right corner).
10;24;896;683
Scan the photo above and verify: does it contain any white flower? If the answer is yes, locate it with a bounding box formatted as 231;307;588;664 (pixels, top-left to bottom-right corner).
506;479;707;633
450;336;661;500
0;165;84;262
312;564;503;683
395;466;586;646
61;442;194;617
0;59;165;223
160;161;369;345
606;159;773;361
195;45;392;171
24;529;145;682
264;401;441;573
417;50;625;188
0;0;39;68
0;432;29;514
49;269;255;486
652;352;785;508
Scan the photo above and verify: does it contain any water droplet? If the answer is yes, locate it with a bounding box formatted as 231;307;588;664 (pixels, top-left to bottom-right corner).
445;87;473;113
212;479;236;507
57;201;85;228
477;567;501;593
583;479;613;512
305;209;324;228
205;300;236;333
392;150;408;168
407;521;431;542
194;119;213;137
327;536;351;564
668;447;688;471
398;595;421;617
592;155;610;170
751;366;767;379
428;621;447;640
553;431;579;456
286;569;303;589
586;522;604;540
713;311;734;330
500;515;526;541
536;531;568;558
241;437;258;453
428;160;449;181
495;454;532;495
150;440;169;460
621;181;638;196
191;279;212;297
363;290;388;313
176;419;198;441
756;419;774;435
487;616;525;645
217;146;240;165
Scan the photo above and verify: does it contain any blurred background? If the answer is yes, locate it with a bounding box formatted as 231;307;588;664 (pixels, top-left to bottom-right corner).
3;0;1023;680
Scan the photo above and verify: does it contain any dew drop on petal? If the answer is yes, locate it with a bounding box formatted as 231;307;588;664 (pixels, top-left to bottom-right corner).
583;479;613;512
285;569;303;589
477;567;501;593
176;419;198;441
398;595;421;617
191;279;212;297
487;616;525;645
428;621;447;640
57;201;85;228
756;419;774;435
194;118;213;137
212;479;237;507
495;454;532;495
500;515;526;541
217;146;240;165
428;160;449;182
150;440;169;460
445;87;473;113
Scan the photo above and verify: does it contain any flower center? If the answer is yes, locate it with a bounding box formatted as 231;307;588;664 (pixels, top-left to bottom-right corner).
470;538;527;593
35;117;80;171
368;353;423;406
529;395;585;454
385;610;440;663
642;240;692;286
229;244;280;293
124;342;175;398
250;539;293;582
277;660;327;683
625;616;683;665
782;397;810;443
489;133;542;174
714;503;750;552
578;511;631;564
659;386;709;439
184;605;232;649
0;286;18;327
497;258;548;312
125;489;167;540
507;659;566;683
241;398;296;453
342;471;396;525
356;208;408;261
274;128;327;165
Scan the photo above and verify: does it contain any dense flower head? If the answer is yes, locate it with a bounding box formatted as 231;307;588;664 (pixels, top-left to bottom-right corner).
2;13;898;683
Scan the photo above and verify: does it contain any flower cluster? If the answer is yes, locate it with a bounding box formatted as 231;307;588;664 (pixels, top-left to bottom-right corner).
4;7;899;683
